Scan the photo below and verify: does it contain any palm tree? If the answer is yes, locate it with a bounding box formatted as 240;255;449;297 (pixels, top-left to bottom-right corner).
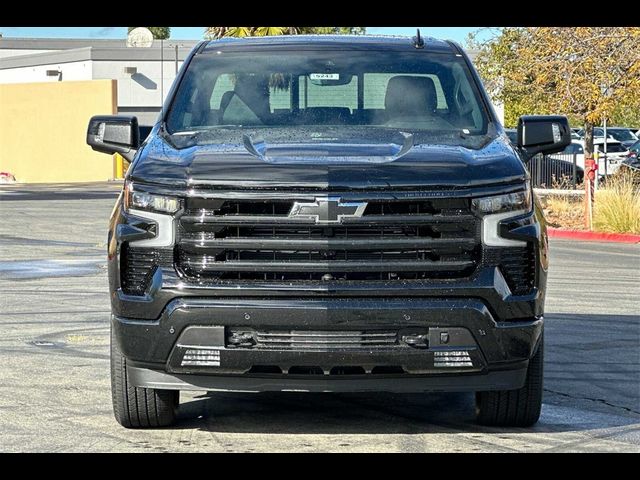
205;27;364;39
205;27;299;39
203;27;366;92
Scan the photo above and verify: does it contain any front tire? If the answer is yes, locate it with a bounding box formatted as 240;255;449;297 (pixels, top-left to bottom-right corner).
110;327;178;428
475;334;544;427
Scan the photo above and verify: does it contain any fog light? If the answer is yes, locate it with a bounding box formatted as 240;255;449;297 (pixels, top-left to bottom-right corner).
434;350;472;368
181;348;220;367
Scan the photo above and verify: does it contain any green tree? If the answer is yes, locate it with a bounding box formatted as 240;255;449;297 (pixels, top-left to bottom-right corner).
469;27;640;158
205;26;365;39
128;27;170;40
300;27;366;35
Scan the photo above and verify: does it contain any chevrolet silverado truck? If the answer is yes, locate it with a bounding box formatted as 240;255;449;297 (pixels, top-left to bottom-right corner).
87;34;570;428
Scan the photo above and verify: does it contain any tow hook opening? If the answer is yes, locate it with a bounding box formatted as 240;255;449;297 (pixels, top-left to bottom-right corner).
400;332;429;349
227;331;256;348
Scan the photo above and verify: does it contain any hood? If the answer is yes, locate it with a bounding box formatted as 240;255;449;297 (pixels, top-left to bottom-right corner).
129;134;527;190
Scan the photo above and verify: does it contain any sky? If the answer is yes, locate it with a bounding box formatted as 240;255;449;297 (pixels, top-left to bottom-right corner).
0;27;494;46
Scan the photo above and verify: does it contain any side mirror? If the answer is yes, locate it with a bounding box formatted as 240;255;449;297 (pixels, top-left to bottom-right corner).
517;115;571;161
87;115;139;161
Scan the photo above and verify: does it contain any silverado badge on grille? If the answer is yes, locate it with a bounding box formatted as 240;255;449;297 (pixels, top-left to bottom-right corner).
288;197;367;224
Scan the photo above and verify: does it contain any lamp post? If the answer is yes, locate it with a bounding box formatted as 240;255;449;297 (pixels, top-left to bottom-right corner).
601;84;612;180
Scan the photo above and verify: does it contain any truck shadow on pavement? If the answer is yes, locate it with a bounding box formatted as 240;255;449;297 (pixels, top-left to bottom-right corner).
170;389;639;435
166;311;640;435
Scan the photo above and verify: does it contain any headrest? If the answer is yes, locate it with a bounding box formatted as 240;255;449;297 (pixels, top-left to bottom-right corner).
384;75;437;116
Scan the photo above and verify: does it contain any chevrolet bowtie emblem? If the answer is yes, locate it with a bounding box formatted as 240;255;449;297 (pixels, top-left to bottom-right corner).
288;197;367;224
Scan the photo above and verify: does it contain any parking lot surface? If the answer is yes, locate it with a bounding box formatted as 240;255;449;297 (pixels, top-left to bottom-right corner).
0;183;638;452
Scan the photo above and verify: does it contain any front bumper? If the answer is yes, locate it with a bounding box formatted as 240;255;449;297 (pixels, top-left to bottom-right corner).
127;365;528;393
114;297;543;392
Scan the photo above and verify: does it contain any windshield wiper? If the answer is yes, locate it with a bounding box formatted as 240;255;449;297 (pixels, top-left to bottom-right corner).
243;133;267;158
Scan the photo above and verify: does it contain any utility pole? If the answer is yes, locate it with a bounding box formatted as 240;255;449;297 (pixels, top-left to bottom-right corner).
603;117;608;177
601;84;612;181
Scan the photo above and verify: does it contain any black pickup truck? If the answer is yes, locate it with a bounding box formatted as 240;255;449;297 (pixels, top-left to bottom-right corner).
87;34;570;428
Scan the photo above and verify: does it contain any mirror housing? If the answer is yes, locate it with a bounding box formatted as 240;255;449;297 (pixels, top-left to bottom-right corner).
87;115;139;161
517;115;571;161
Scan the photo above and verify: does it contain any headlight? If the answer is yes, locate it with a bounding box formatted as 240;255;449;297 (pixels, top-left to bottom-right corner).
472;184;532;215
474;184;532;247
124;183;181;214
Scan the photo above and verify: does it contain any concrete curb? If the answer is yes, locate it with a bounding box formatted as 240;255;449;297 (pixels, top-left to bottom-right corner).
548;228;640;244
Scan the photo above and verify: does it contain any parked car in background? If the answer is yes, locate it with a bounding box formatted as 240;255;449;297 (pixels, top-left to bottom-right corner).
620;140;640;180
576;127;638;149
550;138;628;178
626;140;639;162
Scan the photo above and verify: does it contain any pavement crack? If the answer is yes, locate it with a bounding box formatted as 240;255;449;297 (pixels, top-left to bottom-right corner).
544;388;640;416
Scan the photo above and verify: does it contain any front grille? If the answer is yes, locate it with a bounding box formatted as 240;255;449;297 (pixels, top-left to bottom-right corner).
120;245;173;295
176;197;481;283
228;329;399;351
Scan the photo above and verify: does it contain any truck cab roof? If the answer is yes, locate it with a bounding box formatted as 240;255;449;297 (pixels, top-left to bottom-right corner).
201;34;459;54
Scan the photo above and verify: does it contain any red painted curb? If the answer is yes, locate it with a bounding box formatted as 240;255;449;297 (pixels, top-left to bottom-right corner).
548;228;640;244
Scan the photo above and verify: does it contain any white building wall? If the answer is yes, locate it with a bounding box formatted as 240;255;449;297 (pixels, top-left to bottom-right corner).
0;61;92;83
92;59;185;108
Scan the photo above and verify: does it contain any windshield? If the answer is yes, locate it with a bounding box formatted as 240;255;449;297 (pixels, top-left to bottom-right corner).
165;49;492;148
610;129;638;142
591;128;637;142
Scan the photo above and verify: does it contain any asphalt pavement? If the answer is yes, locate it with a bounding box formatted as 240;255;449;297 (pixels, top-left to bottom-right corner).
0;183;638;452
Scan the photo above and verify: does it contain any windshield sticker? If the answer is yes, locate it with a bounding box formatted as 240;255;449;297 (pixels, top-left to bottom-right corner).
310;73;340;80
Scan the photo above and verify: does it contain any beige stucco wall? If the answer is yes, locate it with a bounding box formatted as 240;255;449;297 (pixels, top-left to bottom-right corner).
0;79;117;183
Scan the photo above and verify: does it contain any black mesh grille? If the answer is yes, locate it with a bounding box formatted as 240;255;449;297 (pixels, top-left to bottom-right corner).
484;245;536;295
499;246;536;295
120;245;174;295
175;196;481;283
228;329;400;351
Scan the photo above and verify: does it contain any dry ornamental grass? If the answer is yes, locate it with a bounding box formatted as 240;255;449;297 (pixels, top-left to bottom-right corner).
593;170;640;234
539;169;640;234
541;194;585;230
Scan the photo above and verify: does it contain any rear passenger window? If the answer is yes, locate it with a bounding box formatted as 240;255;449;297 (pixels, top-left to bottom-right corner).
209;74;235;109
299;75;358;111
269;74;293;112
364;73;448;110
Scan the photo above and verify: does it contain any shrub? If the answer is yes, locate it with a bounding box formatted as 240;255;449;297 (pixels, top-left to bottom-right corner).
541;192;584;230
593;171;640;234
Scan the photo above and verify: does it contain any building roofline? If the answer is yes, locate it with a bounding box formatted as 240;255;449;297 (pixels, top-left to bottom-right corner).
0;36;478;70
0;45;198;70
0;37;201;50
